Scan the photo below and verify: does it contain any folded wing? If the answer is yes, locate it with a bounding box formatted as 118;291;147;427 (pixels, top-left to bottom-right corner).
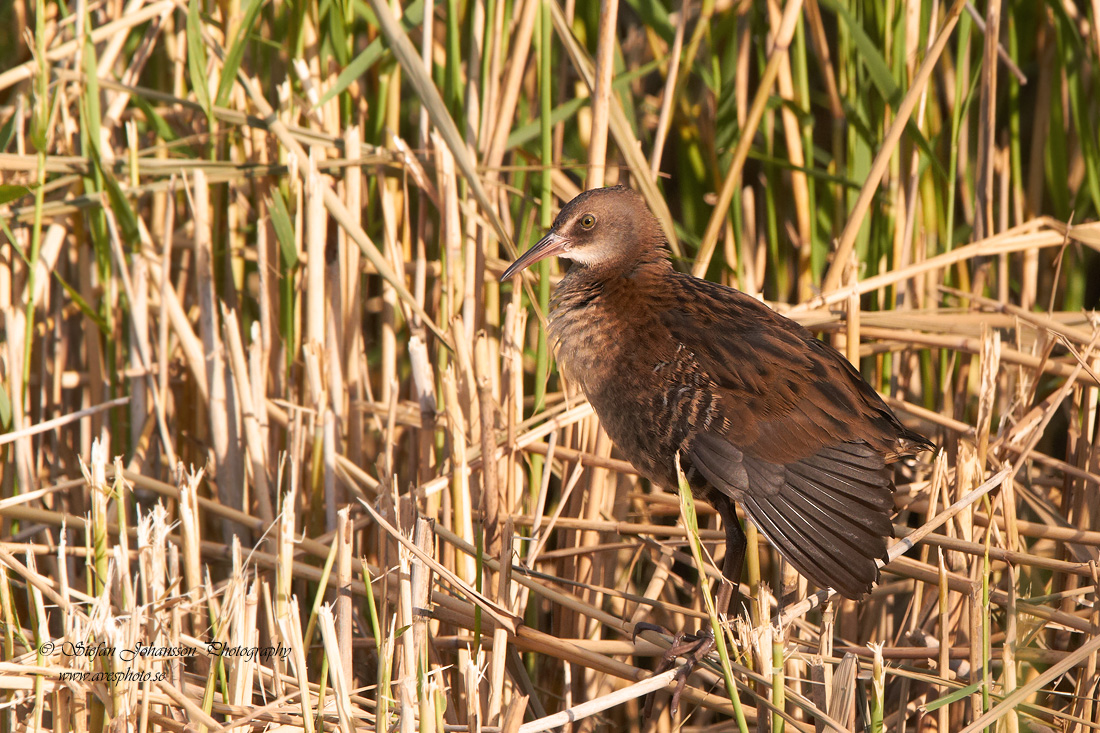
664;278;928;598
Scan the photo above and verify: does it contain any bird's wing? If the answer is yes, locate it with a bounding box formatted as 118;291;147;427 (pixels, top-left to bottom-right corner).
660;282;907;597
689;431;893;598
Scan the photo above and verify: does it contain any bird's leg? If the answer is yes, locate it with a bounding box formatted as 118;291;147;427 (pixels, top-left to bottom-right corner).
645;498;747;716
716;498;747;617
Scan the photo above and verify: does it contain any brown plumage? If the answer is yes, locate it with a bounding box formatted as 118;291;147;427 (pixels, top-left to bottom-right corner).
502;185;932;606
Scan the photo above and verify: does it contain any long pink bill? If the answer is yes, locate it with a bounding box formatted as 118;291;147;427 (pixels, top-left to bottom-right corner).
500;231;568;281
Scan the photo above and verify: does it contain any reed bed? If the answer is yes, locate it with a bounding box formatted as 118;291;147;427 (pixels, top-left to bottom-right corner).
1;0;1099;731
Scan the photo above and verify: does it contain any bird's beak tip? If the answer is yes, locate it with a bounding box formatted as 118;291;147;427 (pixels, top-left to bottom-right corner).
500;231;566;283
499;260;525;282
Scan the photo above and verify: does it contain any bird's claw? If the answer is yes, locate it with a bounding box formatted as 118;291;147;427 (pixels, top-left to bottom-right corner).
642;627;717;718
630;621;671;643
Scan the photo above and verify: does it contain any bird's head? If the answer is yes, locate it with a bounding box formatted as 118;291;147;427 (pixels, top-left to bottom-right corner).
500;185;669;281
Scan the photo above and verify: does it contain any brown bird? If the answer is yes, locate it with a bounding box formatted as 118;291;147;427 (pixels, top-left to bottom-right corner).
502;185;932;618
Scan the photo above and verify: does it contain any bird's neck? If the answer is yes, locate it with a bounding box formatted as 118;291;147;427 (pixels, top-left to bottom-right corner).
558;250;673;293
548;254;674;405
549;256;672;351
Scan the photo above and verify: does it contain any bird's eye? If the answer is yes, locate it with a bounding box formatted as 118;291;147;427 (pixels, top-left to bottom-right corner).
580;214;596;229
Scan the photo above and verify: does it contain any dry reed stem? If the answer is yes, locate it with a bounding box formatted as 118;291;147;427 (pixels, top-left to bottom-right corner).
222;304;273;525
585;0;619;190
0;0;176;92
694;0;803;278
549;0;680;258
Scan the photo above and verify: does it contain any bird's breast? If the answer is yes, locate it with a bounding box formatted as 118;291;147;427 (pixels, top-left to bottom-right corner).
548;286;720;491
547;294;620;391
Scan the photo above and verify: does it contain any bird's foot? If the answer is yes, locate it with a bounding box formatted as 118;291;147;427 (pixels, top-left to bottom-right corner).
631;621;670;642
639;626;717;718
